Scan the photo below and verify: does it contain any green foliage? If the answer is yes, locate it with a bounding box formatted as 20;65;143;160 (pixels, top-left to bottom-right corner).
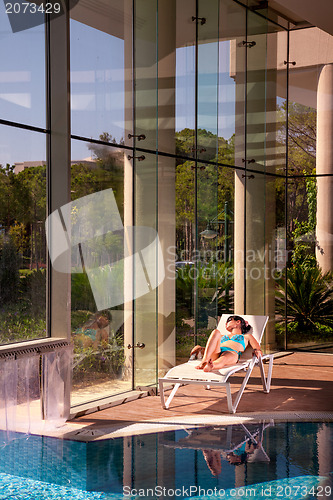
71;310;93;331
19;268;46;316
176;331;210;360
0;302;46;344
290;170;317;270
71;272;96;312
276;266;333;337
175;129;235;259
72;331;125;380
0;238;20;303
278;102;317;241
291;220;317;270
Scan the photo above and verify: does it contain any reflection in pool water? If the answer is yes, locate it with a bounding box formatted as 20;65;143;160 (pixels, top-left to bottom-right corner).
0;421;332;499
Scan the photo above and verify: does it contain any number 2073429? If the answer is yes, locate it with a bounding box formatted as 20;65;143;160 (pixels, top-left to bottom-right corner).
5;3;62;14
276;485;331;497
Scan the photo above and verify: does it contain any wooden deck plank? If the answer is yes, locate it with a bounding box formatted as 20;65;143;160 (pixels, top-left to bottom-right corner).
71;353;333;427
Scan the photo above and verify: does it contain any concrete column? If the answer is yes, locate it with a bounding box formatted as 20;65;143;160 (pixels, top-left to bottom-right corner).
316;64;333;273
232;37;246;314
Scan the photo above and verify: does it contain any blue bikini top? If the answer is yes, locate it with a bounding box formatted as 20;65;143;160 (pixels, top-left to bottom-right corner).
220;333;246;350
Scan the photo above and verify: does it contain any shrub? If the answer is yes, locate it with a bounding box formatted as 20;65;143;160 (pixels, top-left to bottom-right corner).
71;272;96;312
276;265;333;337
0;238;20;303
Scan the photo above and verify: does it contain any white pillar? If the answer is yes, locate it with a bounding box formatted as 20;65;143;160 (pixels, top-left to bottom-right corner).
316;64;333;273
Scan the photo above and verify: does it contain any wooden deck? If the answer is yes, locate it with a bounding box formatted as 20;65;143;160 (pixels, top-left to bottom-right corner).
71;352;333;430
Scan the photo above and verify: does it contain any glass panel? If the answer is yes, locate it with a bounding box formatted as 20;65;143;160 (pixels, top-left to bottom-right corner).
133;151;158;387
0;126;47;344
175;149;195;362
273;29;288;351
217;165;236;315
197;160;218;334
70;139;131;406
175;0;196;156
70;3;127;144
244;10;268;317
268;172;286;352
222;1;246;318
285;173;318;350
197;0;219;161
174;0;196;362
218;0;246;168
226;3;247;171
133;0;158;386
0;2;46;128
286;28;333;352
196;0;219;339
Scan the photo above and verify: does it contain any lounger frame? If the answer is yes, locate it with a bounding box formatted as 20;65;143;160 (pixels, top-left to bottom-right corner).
158;314;273;414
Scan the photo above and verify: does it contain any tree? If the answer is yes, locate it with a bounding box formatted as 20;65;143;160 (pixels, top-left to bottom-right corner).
0;164;47;269
175;129;235;260
277;101;316;238
86;132;125;217
0;237;20;303
291;170;317;270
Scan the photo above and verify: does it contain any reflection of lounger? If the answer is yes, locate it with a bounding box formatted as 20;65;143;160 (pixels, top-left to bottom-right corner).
159;314;274;414
223;421;273;463
161;421;273;462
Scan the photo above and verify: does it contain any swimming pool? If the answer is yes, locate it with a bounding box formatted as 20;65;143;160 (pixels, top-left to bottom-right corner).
0;421;331;499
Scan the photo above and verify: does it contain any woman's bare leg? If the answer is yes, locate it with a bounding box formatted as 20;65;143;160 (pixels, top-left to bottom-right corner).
203;351;238;372
195;329;221;369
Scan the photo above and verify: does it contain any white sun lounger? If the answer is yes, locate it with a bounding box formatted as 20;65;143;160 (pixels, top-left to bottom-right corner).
158;314;273;414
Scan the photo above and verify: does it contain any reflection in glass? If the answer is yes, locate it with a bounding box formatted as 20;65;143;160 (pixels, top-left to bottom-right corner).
70;5;126;144
285;28;333;351
133;152;158;387
0;2;46;128
0;126;47;345
70;139;131;405
176;0;196;152
133;1;159;386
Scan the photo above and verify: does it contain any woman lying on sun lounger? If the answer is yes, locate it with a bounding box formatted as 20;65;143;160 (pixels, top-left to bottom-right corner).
190;315;262;372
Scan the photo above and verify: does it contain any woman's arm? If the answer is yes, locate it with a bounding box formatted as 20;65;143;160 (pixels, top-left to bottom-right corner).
245;333;262;357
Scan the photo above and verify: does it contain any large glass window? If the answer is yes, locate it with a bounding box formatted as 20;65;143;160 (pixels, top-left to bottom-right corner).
70;7;126;144
283;27;333;352
69;138;132;405
0;2;46;128
0;126;47;344
2;0;333;409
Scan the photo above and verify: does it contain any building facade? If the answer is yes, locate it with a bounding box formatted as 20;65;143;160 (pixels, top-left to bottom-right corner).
0;0;332;413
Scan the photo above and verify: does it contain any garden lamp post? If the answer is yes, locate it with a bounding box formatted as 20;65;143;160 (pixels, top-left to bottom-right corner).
200;202;233;312
200;201;233;263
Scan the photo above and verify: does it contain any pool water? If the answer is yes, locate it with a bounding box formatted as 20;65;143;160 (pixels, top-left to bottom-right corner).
0;421;331;499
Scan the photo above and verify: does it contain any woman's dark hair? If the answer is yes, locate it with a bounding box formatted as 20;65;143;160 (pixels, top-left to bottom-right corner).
226;451;248;465
226;315;251;333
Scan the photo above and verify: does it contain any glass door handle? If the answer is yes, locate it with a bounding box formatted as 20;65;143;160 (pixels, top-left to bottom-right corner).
127;342;145;349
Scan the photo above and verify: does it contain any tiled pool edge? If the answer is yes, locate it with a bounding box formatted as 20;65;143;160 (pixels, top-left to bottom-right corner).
3;410;332;443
